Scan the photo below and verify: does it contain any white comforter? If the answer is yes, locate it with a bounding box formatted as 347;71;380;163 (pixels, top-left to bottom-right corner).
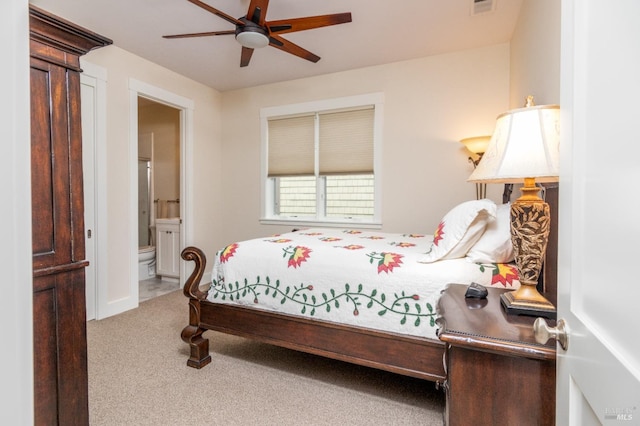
208;228;520;339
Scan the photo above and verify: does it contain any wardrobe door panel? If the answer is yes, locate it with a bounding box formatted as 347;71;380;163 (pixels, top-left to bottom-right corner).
30;60;73;270
32;282;58;425
33;270;89;426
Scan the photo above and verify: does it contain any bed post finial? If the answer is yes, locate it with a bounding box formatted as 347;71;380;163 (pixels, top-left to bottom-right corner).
181;246;208;300
181;246;212;368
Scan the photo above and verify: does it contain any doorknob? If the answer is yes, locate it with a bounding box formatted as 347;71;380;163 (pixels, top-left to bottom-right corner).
534;317;568;350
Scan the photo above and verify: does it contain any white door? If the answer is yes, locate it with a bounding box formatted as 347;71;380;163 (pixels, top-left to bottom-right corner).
81;76;97;321
556;0;640;423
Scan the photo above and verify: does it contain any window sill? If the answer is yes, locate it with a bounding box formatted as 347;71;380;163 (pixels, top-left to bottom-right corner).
259;217;382;230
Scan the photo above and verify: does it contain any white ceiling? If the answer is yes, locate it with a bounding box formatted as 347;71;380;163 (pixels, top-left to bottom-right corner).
30;0;523;92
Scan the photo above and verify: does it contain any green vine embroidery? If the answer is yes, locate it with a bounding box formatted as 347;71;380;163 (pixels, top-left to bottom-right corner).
211;276;436;327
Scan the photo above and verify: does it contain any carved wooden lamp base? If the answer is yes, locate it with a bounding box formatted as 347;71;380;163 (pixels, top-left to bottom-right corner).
502;177;556;319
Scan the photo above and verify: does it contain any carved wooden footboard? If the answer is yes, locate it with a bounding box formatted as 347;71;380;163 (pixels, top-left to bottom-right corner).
180;246;447;382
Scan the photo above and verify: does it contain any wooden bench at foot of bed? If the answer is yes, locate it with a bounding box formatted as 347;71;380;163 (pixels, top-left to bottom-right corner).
180;246;446;384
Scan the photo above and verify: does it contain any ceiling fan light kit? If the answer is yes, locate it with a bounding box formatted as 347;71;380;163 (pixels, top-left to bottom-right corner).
235;24;269;49
164;0;352;67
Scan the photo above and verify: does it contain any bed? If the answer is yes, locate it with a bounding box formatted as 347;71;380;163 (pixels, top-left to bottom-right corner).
180;185;558;386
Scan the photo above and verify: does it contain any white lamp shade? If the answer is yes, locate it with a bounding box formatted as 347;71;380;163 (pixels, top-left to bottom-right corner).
468;104;560;183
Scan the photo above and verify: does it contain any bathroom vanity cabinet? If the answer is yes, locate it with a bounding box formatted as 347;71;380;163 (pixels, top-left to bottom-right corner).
156;218;181;280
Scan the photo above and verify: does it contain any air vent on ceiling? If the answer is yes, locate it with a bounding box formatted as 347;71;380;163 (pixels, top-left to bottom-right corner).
471;0;496;15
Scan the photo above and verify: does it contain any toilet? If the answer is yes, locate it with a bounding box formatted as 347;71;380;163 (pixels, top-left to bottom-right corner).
138;245;156;280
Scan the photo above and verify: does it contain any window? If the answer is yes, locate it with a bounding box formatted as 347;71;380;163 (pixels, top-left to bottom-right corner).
261;93;383;227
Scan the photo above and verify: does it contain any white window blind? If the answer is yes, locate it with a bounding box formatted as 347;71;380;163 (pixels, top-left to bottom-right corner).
267;115;315;177
319;108;374;175
267;107;374;177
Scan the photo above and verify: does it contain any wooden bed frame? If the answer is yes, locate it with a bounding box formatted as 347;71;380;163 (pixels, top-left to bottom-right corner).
180;185;558;385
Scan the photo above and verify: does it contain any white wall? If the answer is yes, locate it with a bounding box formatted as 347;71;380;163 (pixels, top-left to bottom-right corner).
219;44;511;245
82;46;223;307
1;0;33;422
510;0;561;106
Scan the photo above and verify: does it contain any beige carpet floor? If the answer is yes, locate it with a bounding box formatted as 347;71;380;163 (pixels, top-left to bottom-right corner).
87;290;445;425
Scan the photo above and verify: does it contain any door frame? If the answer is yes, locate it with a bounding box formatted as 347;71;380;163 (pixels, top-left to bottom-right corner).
128;79;194;303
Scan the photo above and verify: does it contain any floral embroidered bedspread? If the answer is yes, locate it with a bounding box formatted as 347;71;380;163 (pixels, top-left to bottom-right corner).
209;228;519;339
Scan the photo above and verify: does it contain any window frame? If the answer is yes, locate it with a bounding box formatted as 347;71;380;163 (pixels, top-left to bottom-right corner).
260;93;384;228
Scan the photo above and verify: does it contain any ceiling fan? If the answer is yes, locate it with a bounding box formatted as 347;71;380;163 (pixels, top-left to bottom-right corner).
163;0;352;67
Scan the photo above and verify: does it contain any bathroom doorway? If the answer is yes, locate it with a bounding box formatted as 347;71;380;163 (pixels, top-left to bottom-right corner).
125;78;194;312
137;97;182;302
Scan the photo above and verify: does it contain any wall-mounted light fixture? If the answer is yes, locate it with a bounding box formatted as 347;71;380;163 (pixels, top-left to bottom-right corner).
460;135;491;199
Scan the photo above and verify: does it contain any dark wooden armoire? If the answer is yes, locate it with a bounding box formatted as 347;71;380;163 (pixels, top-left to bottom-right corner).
29;6;111;425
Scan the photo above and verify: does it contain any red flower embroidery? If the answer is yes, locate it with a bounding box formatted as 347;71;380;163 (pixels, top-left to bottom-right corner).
432;222;445;246
344;230;362;234
285;246;312;268
320;237;342;242
219;243;238;263
268;238;292;243
368;252;404;274
491;264;519;287
379;252;403;273
393;242;416;248
342;244;365;250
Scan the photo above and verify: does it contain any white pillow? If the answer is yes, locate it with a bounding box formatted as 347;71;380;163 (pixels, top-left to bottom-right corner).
466;202;514;264
418;199;496;263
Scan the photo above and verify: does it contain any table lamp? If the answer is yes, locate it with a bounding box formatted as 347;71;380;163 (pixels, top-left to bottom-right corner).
468;96;559;318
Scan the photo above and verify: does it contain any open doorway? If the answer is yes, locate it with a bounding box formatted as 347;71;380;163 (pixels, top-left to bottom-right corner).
127;79;194;314
137;97;182;302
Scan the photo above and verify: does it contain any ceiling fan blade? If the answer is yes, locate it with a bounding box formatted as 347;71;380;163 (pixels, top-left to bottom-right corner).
240;46;255;67
267;13;352;35
269;34;320;63
163;30;235;39
187;0;244;26
245;0;270;25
